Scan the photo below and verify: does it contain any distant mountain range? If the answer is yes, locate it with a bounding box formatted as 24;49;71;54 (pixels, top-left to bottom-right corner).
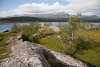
0;12;100;22
10;12;99;18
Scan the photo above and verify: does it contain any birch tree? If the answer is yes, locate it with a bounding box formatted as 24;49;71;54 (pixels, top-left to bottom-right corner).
59;15;81;53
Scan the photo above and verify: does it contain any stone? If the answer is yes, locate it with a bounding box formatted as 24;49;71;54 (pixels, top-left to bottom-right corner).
40;45;87;67
4;30;9;32
0;34;87;67
48;25;60;32
0;35;51;67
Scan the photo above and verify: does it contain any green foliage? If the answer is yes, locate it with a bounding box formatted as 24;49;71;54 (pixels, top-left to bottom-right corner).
38;26;54;38
39;35;63;52
59;15;81;53
19;22;41;43
68;15;81;31
26;35;40;43
17;24;22;32
0;46;9;59
1;21;100;66
11;23;18;33
72;30;100;67
22;22;40;36
39;30;100;67
0;32;18;59
22;24;31;36
75;50;100;67
0;32;5;41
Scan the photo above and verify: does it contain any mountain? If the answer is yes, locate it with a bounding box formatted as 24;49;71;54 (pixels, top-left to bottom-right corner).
24;12;99;19
78;15;99;18
22;12;70;19
0;12;100;22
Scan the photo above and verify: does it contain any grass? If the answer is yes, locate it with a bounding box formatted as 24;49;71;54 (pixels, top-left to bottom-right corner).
0;28;100;66
75;50;100;67
38;30;100;67
39;35;63;53
0;32;17;59
78;30;100;42
75;30;100;67
0;46;9;59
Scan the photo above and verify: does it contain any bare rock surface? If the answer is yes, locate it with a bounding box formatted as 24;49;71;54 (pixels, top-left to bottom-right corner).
0;34;87;67
39;45;87;67
0;35;51;67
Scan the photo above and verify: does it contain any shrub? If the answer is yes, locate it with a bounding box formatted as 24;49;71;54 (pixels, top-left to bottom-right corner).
11;23;18;33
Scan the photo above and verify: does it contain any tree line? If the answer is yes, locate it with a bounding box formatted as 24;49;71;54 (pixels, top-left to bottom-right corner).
0;16;100;22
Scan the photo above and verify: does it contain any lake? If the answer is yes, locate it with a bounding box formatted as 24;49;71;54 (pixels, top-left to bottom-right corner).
0;22;100;32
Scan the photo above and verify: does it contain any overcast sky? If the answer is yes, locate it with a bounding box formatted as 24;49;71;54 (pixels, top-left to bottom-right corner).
0;0;100;17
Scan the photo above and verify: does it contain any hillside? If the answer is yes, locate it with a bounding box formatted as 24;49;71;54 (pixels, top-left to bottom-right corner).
0;12;100;22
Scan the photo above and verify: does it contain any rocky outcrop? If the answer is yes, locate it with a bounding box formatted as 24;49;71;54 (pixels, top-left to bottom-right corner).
0;35;50;67
0;34;87;67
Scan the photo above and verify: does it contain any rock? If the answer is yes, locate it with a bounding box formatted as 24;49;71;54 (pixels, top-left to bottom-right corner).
4;30;9;32
17;34;25;41
48;25;60;32
40;45;87;67
57;35;60;39
1;35;51;67
50;50;87;67
0;34;87;67
43;49;57;63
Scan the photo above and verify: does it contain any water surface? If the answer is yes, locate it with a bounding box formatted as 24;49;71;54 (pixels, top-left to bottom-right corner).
0;22;99;32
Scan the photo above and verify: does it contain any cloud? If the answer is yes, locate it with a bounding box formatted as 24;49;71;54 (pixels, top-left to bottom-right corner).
0;0;100;17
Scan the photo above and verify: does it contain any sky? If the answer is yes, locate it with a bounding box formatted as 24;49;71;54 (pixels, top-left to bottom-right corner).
0;0;100;17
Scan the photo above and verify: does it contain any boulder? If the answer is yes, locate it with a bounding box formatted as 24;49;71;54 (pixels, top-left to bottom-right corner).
4;30;9;32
